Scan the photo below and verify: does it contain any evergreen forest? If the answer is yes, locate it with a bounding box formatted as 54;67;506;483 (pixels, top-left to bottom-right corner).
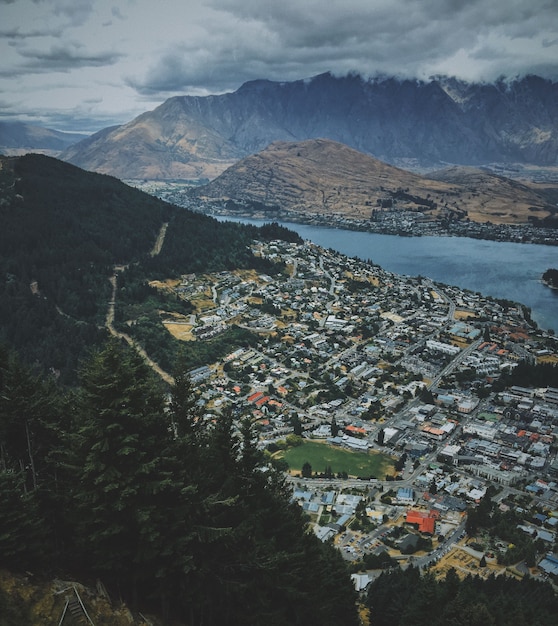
0;154;301;383
366;565;558;626
0;340;359;625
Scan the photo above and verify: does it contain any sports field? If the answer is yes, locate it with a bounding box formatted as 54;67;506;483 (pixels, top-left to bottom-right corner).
277;441;395;479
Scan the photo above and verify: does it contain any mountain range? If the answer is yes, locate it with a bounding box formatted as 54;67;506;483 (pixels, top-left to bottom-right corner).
0;121;86;156
60;72;558;180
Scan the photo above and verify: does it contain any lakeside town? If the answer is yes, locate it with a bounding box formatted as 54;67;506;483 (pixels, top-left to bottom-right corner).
197;201;558;245
149;234;558;591
127;180;558;246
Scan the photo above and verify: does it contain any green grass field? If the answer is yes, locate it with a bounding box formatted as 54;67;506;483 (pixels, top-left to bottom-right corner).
277;440;395;479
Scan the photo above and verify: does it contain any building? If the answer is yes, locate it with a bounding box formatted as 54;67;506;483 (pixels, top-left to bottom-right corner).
539;553;558;576
405;509;440;535
397;487;415;504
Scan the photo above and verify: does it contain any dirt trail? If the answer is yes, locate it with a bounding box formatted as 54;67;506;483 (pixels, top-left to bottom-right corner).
150;222;168;256
105;223;174;386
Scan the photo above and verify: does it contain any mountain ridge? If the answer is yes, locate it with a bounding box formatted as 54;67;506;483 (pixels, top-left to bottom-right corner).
61;72;558;180
0;121;87;156
191;138;557;226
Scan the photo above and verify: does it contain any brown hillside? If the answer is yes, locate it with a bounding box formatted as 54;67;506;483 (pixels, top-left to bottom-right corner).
195;139;556;225
61;98;240;180
428;165;558;224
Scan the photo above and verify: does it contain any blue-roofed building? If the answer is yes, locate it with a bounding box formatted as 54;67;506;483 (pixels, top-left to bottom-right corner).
335;504;356;516
537;529;555;543
337;514;351;527
302;502;320;514
292;489;313;502
437;394;457;407
396;487;415;504
539;553;558;576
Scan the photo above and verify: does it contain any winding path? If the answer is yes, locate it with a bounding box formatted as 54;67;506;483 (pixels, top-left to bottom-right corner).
105;223;174;386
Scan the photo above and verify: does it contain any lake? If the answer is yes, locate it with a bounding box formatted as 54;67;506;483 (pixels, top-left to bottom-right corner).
217;216;558;332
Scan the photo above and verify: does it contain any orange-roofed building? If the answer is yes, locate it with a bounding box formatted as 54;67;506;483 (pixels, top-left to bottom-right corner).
405;509;439;535
346;425;366;436
255;395;270;407
247;391;264;403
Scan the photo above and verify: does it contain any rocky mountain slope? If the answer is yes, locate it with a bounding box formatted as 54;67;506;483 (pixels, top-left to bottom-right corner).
192;139;556;225
0;121;86;156
61;72;558;180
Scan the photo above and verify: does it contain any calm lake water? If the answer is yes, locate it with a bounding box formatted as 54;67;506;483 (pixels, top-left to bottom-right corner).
218;216;558;332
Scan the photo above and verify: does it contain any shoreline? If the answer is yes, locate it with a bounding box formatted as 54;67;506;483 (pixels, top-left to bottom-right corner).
191;205;558;247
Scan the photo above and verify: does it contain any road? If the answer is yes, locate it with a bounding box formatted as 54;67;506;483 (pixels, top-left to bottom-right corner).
428;338;483;390
412;520;467;570
105;222;174;386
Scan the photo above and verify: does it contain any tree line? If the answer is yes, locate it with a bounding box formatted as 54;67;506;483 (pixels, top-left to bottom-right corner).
366;565;558;626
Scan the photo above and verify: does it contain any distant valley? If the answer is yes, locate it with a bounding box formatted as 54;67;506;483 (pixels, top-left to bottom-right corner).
5;72;558;233
0;121;86;156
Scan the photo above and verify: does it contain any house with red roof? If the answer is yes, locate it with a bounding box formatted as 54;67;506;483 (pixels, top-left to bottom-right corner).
405;509;439;535
255;395;270;407
345;425;366;437
247;391;264;403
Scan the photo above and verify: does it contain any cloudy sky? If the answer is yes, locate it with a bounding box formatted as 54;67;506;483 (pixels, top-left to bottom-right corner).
2;0;558;133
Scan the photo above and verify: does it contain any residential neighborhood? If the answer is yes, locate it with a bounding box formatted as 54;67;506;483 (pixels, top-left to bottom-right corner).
155;236;558;590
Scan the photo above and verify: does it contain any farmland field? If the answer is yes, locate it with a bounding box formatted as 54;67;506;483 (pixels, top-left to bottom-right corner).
278;441;395;479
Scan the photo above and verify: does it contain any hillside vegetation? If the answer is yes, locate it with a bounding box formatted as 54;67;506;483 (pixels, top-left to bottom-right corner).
365;565;558;626
0;154;300;382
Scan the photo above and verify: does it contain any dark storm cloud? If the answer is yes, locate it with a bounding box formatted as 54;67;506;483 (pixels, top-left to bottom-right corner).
0;25;64;39
2;0;558;133
51;0;95;27
128;0;558;97
6;42;124;75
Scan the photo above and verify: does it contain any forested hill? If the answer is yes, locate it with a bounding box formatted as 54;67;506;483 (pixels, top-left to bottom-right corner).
0;338;360;625
0;154;355;624
0;153;300;382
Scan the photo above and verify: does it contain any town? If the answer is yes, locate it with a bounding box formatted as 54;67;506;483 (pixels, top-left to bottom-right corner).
127;180;558;246
150;235;558;590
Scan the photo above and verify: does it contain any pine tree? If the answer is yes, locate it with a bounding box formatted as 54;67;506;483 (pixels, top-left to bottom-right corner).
0;470;47;569
168;358;202;442
0;346;61;491
67;339;170;599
